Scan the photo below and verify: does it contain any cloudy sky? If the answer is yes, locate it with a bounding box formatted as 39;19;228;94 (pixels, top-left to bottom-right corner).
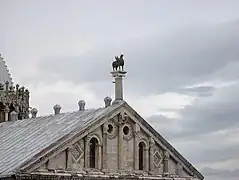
1;0;239;179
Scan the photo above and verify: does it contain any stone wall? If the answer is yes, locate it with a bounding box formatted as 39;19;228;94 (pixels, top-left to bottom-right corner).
34;112;192;178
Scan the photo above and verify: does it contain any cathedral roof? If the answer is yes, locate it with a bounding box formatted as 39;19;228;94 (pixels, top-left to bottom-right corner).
0;101;124;176
0;100;203;179
0;54;13;86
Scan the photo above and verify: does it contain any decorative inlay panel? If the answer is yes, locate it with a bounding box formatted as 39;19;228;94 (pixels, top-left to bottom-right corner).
153;150;163;167
71;143;83;163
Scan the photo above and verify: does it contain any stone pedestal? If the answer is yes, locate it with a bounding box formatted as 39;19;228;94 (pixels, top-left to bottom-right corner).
111;71;127;101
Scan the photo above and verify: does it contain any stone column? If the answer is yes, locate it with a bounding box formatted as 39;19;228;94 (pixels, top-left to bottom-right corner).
149;138;155;172
134;135;139;170
115;77;123;100
144;148;149;171
134;124;141;170
66;145;73;170
102;125;108;169
163;151;170;175
4;106;9;121
97;144;102;169
84;136;90;168
118;122;124;170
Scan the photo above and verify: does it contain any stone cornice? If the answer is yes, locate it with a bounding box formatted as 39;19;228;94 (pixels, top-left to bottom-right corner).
13;172;201;180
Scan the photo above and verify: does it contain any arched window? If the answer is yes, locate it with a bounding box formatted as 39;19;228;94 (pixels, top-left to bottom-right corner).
89;137;99;168
139;142;146;170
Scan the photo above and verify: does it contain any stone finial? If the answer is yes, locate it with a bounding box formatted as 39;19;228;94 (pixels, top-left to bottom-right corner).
78;100;86;111
53;104;61;115
104;96;112;107
10;111;18;121
30;108;38;118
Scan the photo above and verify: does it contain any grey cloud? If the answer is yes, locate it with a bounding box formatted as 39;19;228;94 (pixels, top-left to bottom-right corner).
177;137;239;165
147;81;239;139
146;81;239;167
202;167;239;180
179;84;239;137
31;20;239;96
178;86;215;97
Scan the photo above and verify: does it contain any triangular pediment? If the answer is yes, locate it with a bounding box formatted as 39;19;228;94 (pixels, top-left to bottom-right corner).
15;101;203;180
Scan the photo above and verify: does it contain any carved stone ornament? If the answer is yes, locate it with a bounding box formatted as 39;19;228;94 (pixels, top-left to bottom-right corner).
153;150;163;168
135;123;141;133
105;120;117;139
164;151;170;159
134;131;141;140
122;123;133;141
71;143;84;163
149;137;155;147
0;82;30;120
119;112;129;124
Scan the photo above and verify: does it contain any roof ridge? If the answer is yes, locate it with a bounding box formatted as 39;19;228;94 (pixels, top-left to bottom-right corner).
21;108;100;120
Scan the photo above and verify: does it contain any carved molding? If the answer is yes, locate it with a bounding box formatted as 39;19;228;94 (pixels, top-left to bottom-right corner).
137;136;150;149
104;120;117;139
86;132;102;145
122;123;133;141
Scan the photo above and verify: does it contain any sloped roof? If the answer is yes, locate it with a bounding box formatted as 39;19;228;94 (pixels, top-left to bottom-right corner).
0;101;203;180
0;55;13;86
0;102;123;176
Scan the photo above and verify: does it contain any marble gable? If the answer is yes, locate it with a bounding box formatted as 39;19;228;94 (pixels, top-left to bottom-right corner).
31;105;200;179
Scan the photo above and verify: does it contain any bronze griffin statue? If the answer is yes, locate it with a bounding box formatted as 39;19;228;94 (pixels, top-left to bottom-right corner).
112;54;124;71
